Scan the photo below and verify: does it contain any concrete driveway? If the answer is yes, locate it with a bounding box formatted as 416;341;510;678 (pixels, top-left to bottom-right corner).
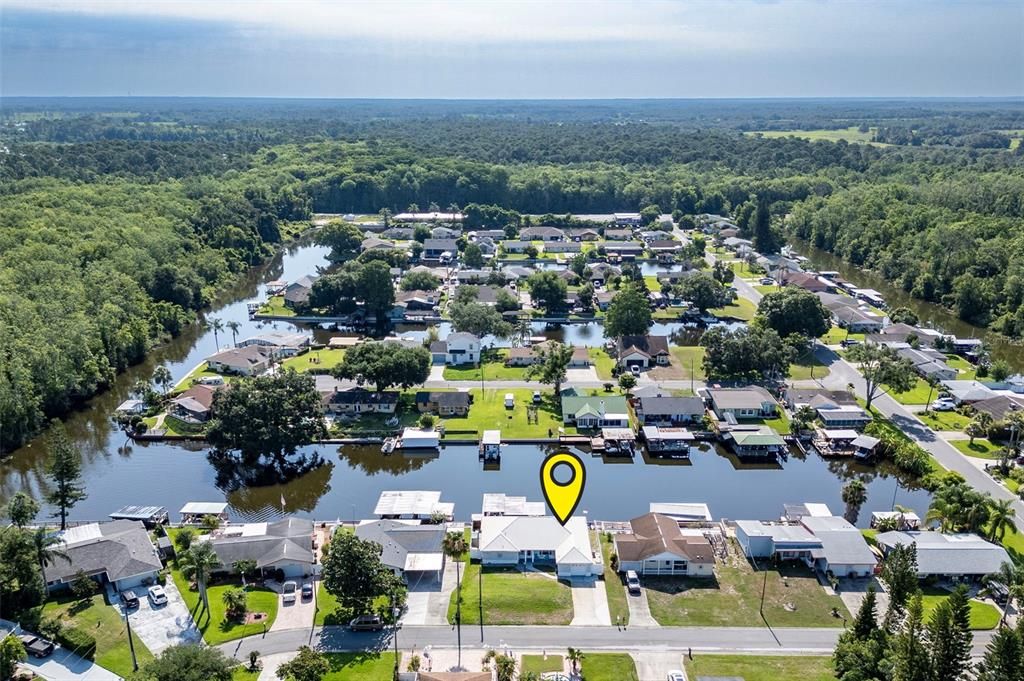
21;646;122;681
626;586;659;627
403;559;459;626
271;579;317;632
569;578;612;626
566;367;600;383
632;650;685;681
120;580;200;653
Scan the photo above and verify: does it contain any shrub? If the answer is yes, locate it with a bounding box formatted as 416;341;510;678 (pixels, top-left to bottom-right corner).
174;528;195;551
54;626;97;660
70;571;97;599
419;413;436;429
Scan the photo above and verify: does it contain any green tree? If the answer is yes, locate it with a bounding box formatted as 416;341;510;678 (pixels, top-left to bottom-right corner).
577;283;595;313
208;317;224;351
846;344;917;411
975;623;1023;681
317;221;363;261
400;270;441;291
206;371;327;460
222;587;248;621
880;543;918;624
358;260;397;325
226;320;241;348
152;365;174;397
987;498;1017;542
130;643;235;681
604;285;652;338
71;570;97;599
983;561;1024;628
889;307;919;325
618;373;637;395
524;341;574;396
989;360;1011;383
712;260;735;284
755;287;831;339
751;198;778;254
321;531;403;614
5;491;39;528
700;326;794;380
674;272;731;312
333;341;431;392
0;635;26;681
570;253;588;277
443;531;468;666
178;540;221;614
44;420;87;531
887;591;931;681
927;585;973;681
31;526;70;598
413;224;431;243
567;647;585;673
526;271;568;315
851;585;878;640
174;527;195;551
449;301;513;339
463;242;485;268
841;479;868;524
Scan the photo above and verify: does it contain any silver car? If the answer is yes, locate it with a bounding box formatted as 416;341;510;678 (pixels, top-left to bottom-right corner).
282;580;298;603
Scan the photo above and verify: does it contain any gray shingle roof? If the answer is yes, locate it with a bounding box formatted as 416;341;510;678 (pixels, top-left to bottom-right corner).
45;520;162;585
355;520;445;572
207;518;315;570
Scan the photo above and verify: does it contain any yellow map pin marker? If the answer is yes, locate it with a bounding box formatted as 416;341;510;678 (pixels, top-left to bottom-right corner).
540;451;586;525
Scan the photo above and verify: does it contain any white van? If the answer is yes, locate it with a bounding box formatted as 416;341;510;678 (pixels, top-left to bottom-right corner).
504;393;515;408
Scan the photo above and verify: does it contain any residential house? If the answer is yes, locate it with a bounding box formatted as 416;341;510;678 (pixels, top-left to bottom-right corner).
722;236;753;252
237;331;312;356
557;269;580;285
373;490;454;521
206;345;274;376
612;213;643;227
736;515;877;578
355;520;446;579
831;305;885;333
203;517;315;579
429;332;480;365
170;384;221;423
466;285;517;307
391;290;441;320
361;237;395;252
474;515;601;578
505;343;590;367
586;263;621;285
604;229;634;240
722;426;786;456
561;394;630;428
706;386;779;419
613;513;715;577
500;240;531;254
616;335;671;369
603;241;645;258
43;521;163;594
519;226;566;242
415;390;472;416
423;238;458;260
595;289;615;311
455;269;491;284
634;395;706;426
323;388;399;415
431;226;460;239
896;347;957;381
568;228;601;242
648;240;682;254
940;380;996;405
282;275;317;309
874;531;1012;581
782;271;832;294
971;394;1024;422
475;237;497;256
657;270;700;285
543;242;582;254
470;229;506;240
382;227;414;240
785;389;870;428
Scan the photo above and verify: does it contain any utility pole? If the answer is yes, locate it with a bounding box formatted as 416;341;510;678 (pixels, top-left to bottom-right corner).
759;569;768;617
124;605;139;672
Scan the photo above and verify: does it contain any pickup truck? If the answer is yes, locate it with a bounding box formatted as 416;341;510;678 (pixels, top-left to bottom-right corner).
19;633;55;658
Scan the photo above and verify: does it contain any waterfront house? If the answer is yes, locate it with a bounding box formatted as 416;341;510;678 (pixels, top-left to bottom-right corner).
500;240;531;254
374;490;454;522
44;521;163;594
736;514;877;578
391;290;441;321
831;305;884;333
282;275;317;309
896;347;957;381
635;395;705;425
170;384;221;423
616;335;671;369
115;399;146;415
595;289;615;311
604;229;634;240
415;390;472;416
505;343;590;367
874;531;1011;581
786;389;870;428
431;226;460;239
657;270;700;285
613;513;715;577
479;493;547;519
641;426;696;454
323;387;399;415
206;345;274;376
603;241;645;258
706;386;779;419
613;212;643;227
203;517;315;579
430;332;480;365
423;238;458;260
781;271;832;294
561;394;630;428
722;426;786;456
519;226;566;242
586;262;621;285
568;228;601;241
361;237;396;252
648;240;682;254
542;242;582;254
355;520;445;580
237;331;312;356
474;515;601;578
466;285;517;307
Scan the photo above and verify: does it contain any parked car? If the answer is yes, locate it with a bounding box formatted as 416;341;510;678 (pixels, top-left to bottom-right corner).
19;634;55;658
147;585;168;606
120;590;139;609
532;390;542;404
504;393;515;408
626;570;641;595
666;672;686;681
931;399;956;412
301;583;314;600
839;338;861;347
282;581;297;604
760;278;775;286
630;364;641;377
349;614;385;631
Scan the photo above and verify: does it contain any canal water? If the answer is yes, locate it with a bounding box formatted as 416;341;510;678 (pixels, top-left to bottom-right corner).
1;239;934;526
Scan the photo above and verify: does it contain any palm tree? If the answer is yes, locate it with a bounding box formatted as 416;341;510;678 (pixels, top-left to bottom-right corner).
966;413;993;445
222;587;248;621
179;541;221;614
226;320;242;348
442;531;468;667
925;498;957;533
841;479;868;523
32;528;70;601
791;405;817;434
922;376;939;414
983;561;1024;627
152;365;173;397
567;647;585;673
987;498;1017;542
208;317;225;352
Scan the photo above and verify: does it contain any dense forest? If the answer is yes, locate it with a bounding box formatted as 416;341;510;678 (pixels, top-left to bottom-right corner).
1;98;1022;450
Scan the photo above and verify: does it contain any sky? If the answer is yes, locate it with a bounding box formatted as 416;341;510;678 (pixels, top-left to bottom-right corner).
1;0;1022;98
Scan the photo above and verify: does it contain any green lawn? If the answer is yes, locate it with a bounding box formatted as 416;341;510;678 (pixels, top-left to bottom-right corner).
711;296;757;321
440;388;567;439
820;327;866;345
40;594;154;677
589;348;617;380
920;587;1001;630
257;295;297;317
951;438;1003;459
521;654;564;674
143;414;207;437
669;346;707;380
447;564;574;625
761;412;792;435
441;349;528;380
887;377;938;405
789;355;831;381
172;361;226;391
945;355;977;380
918;410;972;432
170;568;279;644
598;533;630;626
643;275;661;292
280;348;346;373
754;284;778;296
322;652;399;680
685;654;834;681
644;544;845;627
581;653;639;681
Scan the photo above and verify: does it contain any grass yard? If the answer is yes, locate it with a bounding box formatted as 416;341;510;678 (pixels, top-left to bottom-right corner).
589;348;617;380
598;533;630;626
669;346;707;380
439;388;566;439
887;377;938;405
232;666;260;680
280;348;345;373
644;543;846;627
40;594;154;677
685;654;834;681
820;327;866;345
951;438;1003;459
643;275;661;292
580;653;639;681
945;354;977;380
754;284;779;296
998;524;1024;563
257;295;297;317
322;652;399;680
170;568;279;644
447;564;574;625
920;586;1001;630
761;412;792;435
918;409;972;432
441;349;528;380
172;361;226;391
788;355;831;381
711;296;757;321
521;654;564;674
143;414;207;437
748;126;879;144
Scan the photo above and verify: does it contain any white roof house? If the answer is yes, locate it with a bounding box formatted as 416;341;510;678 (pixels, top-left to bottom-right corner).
875;531;1012;579
475;515;600;578
649;502;712;522
374;490;454;520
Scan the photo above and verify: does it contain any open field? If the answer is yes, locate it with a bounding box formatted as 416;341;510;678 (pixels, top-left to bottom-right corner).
589;347;617;380
40;594;154;677
172;361;227;391
747;126;880;145
685;654;834;681
442;349;528;380
789;355;831;381
439;388;567;439
918;409;972;432
521;654;565;674
669;346;707;380
888;377;938;405
257;295;297;317
820;327;866;345
711;296;757;321
448;564;574;625
280;348;345;373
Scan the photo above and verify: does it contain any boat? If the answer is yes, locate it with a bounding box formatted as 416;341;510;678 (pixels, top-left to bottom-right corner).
380;437;397;454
